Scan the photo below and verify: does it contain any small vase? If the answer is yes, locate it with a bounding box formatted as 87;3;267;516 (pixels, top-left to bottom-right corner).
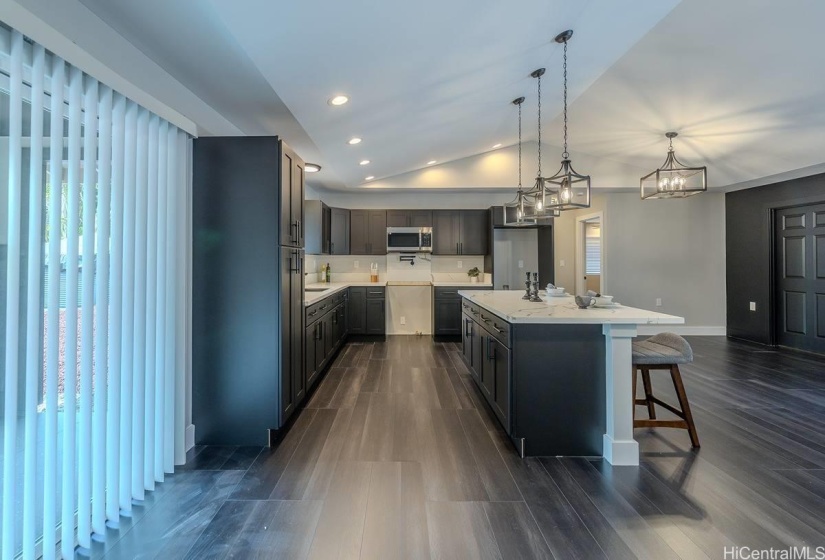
470;276;478;283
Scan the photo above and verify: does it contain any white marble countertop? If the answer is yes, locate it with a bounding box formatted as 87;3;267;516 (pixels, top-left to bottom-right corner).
304;281;386;305
431;281;493;287
458;290;684;325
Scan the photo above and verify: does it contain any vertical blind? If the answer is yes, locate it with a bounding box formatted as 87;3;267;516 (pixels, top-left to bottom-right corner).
0;27;190;559
585;225;601;275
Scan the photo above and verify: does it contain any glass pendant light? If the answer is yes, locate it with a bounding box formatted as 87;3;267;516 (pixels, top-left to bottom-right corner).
503;97;540;225
523;68;559;218
640;132;707;199
542;30;591;211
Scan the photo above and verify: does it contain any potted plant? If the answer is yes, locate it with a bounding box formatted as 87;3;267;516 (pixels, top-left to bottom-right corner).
467;266;480;283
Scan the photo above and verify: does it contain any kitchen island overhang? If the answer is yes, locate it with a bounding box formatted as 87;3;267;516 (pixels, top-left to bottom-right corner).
458;290;684;466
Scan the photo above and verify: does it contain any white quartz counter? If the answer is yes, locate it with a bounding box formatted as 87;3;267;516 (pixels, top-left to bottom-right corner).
304;281;386;305
458;290;684;325
431;281;493;287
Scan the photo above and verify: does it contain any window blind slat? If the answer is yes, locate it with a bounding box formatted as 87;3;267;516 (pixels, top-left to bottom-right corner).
155;121;168;480
43;54;66;560
22;42;46;560
131;108;149;501
2;30;23;560
77;74;99;550
61;64;84;560
94;85;113;536
168;127;182;468
145;115;159;490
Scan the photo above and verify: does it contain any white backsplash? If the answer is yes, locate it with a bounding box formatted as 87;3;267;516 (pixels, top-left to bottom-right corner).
386;253;432;281
305;253;488;284
305;254;387;283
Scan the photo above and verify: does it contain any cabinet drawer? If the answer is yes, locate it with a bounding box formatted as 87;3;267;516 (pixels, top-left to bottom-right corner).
434;287;461;300
461;298;481;319
305;297;332;323
478;309;511;347
366;287;386;299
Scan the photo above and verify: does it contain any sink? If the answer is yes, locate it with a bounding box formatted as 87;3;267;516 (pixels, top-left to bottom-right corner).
305;288;329;292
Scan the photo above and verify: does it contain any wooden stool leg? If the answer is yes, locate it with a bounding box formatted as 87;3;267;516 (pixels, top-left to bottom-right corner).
640;367;657;419
670;365;700;448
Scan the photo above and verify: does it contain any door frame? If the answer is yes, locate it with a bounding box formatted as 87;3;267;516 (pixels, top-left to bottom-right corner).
575;211;605;295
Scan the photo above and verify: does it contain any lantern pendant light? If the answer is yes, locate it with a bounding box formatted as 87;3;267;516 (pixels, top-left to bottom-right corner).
524;68;559;218
640;132;707;199
542;29;591;211
503;97;541;226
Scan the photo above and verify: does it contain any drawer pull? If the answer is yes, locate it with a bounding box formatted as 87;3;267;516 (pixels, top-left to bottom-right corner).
308;310;318;317
491;325;503;334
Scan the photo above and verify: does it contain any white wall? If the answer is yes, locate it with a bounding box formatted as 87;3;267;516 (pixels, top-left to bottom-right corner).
554;192;727;333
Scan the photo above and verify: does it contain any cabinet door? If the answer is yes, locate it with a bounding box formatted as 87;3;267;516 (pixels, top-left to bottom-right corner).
459;210;488;255
280;140;304;248
292;251;305;405
433;210;461;255
368;210;387;254
365;298;386;335
337;304;347;345
281;249;296;420
349;210;369;255
315;317;327;371
324;311;336;359
492;338;510;428
322;204;332;254
386;210;410;227
472;323;484;385
348;288;366;334
330;207;350;255
434;299;462;336
410;210;433;228
462;313;474;368
305;322;317;392
480;335;495;400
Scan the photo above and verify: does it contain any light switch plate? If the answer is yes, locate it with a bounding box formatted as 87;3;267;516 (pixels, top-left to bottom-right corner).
353;260;359;269
749;301;756;311
655;298;662;307
457;260;463;268
560;259;565;267
400;316;406;325
518;260;524;268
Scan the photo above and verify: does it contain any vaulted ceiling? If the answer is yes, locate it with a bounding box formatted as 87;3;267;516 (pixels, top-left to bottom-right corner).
78;0;825;192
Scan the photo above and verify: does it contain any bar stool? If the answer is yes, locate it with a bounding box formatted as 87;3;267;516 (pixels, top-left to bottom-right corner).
631;333;700;448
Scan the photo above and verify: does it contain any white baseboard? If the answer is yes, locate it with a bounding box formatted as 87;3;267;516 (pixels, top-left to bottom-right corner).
185;424;195;452
637;326;727;336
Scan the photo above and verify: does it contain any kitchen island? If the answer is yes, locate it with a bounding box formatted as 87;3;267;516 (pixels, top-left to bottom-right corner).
458;290;683;466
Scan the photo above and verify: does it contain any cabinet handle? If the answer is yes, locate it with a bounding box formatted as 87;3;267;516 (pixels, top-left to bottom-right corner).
331;241;334;253
368;291;383;295
471;310;479;316
456;242;459;254
487;336;495;360
441;291;457;295
308;310;318;317
460;242;463;255
320;304;327;310
491;324;503;334
297;220;301;240
481;314;491;323
465;318;472;337
291;220;298;241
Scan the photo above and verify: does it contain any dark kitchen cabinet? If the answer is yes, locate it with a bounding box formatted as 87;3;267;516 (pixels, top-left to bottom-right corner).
280;141;305;249
330;207;350;255
433;210;488;255
305;321;318;389
192;136;305;446
366;298;386;335
347;287;367;334
387;210;433;227
434;299;462;336
350;210;387;254
305;200;331;255
462;311;475;371
491;337;511;424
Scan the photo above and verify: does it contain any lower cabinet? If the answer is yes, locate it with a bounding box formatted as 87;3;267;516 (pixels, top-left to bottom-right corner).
434;286;488;339
305;291;349;392
348;288;367;334
366;299;386;335
461;298;512;432
349;286;386;338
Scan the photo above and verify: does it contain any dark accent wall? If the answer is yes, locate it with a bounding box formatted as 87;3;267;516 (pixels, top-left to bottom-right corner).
726;172;825;344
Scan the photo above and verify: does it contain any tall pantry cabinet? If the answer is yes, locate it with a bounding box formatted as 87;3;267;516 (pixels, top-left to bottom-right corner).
192;136;306;446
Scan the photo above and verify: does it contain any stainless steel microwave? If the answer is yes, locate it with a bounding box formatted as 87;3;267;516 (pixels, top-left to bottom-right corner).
386;227;433;252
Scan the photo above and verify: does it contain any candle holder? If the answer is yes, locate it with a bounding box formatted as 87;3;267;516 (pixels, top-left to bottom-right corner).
523;271;532;300
529;272;542;302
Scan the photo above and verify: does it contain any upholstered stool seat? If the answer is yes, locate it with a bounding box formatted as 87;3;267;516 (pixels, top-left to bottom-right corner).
632;333;700;448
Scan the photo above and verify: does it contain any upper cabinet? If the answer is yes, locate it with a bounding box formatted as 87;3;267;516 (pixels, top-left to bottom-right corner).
330;207;350;255
433;210;488;255
280;140;305;248
305;200;331;255
350;210;387;255
387;210;433;228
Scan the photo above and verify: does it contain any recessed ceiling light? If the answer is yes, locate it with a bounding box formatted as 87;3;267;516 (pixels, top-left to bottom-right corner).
348;137;362;145
365;176;375;181
492;143;502;149
427;160;437;165
305;163;321;173
328;95;349;106
359;160;370;166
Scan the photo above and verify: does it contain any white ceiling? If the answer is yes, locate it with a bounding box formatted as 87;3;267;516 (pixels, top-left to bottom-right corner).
77;0;825;192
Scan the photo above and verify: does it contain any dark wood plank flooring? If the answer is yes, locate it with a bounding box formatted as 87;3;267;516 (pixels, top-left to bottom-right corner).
88;336;825;559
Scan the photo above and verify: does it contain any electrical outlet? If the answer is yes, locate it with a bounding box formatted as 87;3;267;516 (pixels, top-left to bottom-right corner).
457;260;463;268
400;316;406;325
518;260;524;269
749;301;757;311
655;298;662;307
560;259;565;267
353;260;359;269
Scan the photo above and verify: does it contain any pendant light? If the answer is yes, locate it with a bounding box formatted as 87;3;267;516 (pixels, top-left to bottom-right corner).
523;68;559;218
640;132;707;199
503;97;540;226
542;30;591;211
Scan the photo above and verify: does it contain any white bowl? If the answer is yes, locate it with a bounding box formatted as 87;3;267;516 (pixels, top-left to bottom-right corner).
594;295;613;305
546;287;566;296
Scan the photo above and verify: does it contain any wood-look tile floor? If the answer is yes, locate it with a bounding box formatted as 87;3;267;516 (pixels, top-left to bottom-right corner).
89;336;825;559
